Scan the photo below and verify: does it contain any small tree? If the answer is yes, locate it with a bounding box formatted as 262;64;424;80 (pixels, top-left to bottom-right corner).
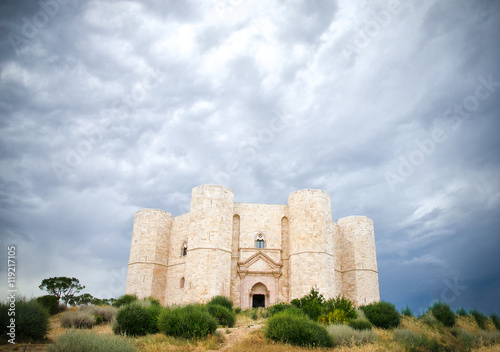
39;277;85;306
69;293;94;306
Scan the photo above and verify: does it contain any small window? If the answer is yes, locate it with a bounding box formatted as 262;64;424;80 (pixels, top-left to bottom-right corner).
181;242;187;256
255;234;265;249
180;277;185;289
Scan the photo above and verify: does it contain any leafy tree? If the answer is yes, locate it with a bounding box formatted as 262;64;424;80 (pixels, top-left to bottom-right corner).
69;293;94;306
39;277;85;306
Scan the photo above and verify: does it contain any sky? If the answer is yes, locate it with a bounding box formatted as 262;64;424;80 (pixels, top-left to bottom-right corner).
0;0;499;315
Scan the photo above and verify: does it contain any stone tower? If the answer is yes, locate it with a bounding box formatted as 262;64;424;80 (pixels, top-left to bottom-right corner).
125;185;380;307
186;185;234;301
288;189;336;299
125;209;172;303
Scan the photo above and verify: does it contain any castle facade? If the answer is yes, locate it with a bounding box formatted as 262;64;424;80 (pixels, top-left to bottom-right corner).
125;185;380;308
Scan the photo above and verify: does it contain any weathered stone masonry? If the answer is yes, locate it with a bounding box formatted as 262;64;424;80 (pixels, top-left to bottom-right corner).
125;185;380;308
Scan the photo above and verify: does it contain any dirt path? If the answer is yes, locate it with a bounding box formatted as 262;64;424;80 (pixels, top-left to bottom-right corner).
216;323;262;352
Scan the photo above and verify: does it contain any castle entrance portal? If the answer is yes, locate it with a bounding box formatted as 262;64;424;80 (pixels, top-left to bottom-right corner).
250;282;268;308
252;294;265;308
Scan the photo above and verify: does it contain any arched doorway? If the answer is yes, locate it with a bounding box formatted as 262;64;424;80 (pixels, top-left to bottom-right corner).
250;282;268;308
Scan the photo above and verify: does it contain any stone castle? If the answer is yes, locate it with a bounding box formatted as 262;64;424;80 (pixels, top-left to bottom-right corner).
125;185;380;309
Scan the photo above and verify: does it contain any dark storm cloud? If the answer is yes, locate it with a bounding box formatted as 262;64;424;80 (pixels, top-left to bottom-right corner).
0;0;499;313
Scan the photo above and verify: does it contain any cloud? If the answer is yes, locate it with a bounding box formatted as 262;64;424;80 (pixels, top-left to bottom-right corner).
0;0;499;314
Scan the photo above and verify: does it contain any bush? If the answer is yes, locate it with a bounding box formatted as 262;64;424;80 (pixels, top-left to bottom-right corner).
394;328;442;351
429;302;455;327
268;303;304;317
48;330;136;352
456;307;468;316
290;288;325;321
112;294;138;308
144;297;161;306
490;314;500;330
234;307;242;314
318;309;348;325
206;304;236;327
0;299;49;341
321;295;357;321
114;302;160;336
474;330;500;347
350;318;373;330
469;309;487;329
452;328;475;350
400;305;414;317
360;301;401;329
13;299;50;341
37;295;60;315
60;310;96;329
327;324;377;347
422;311;439;326
268;302;294;317
80;305;117;323
265;310;333;347
158;304;217;339
207;296;233;311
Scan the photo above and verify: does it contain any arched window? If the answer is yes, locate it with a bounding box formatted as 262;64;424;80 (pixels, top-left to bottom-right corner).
255;234;265;249
180;277;185;289
181;242;187;256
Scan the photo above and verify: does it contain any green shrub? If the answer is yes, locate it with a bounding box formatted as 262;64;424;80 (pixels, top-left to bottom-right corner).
360;301;400;329
94;314;103;325
207;296;233;311
326;324;377;347
469;309;487;330
47;330;136;352
452;328;475;350
158;304;218;339
112;294;138;308
60;310;96;329
114;302;160;336
80;305;117;323
456;307;468;316
429;302;455;327
144;297;161;306
234;307;242;314
244;307;269;320
490;314;500;330
400;305;414;317
265;310;333;347
268;303;304;317
349;318;373;330
421;311;439;326
394;328;442;351
1;299;49;341
474;330;500;347
290;288;325;321
36;295;60;315
206;304;236;327
268;302;294;317
322;295;357;321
